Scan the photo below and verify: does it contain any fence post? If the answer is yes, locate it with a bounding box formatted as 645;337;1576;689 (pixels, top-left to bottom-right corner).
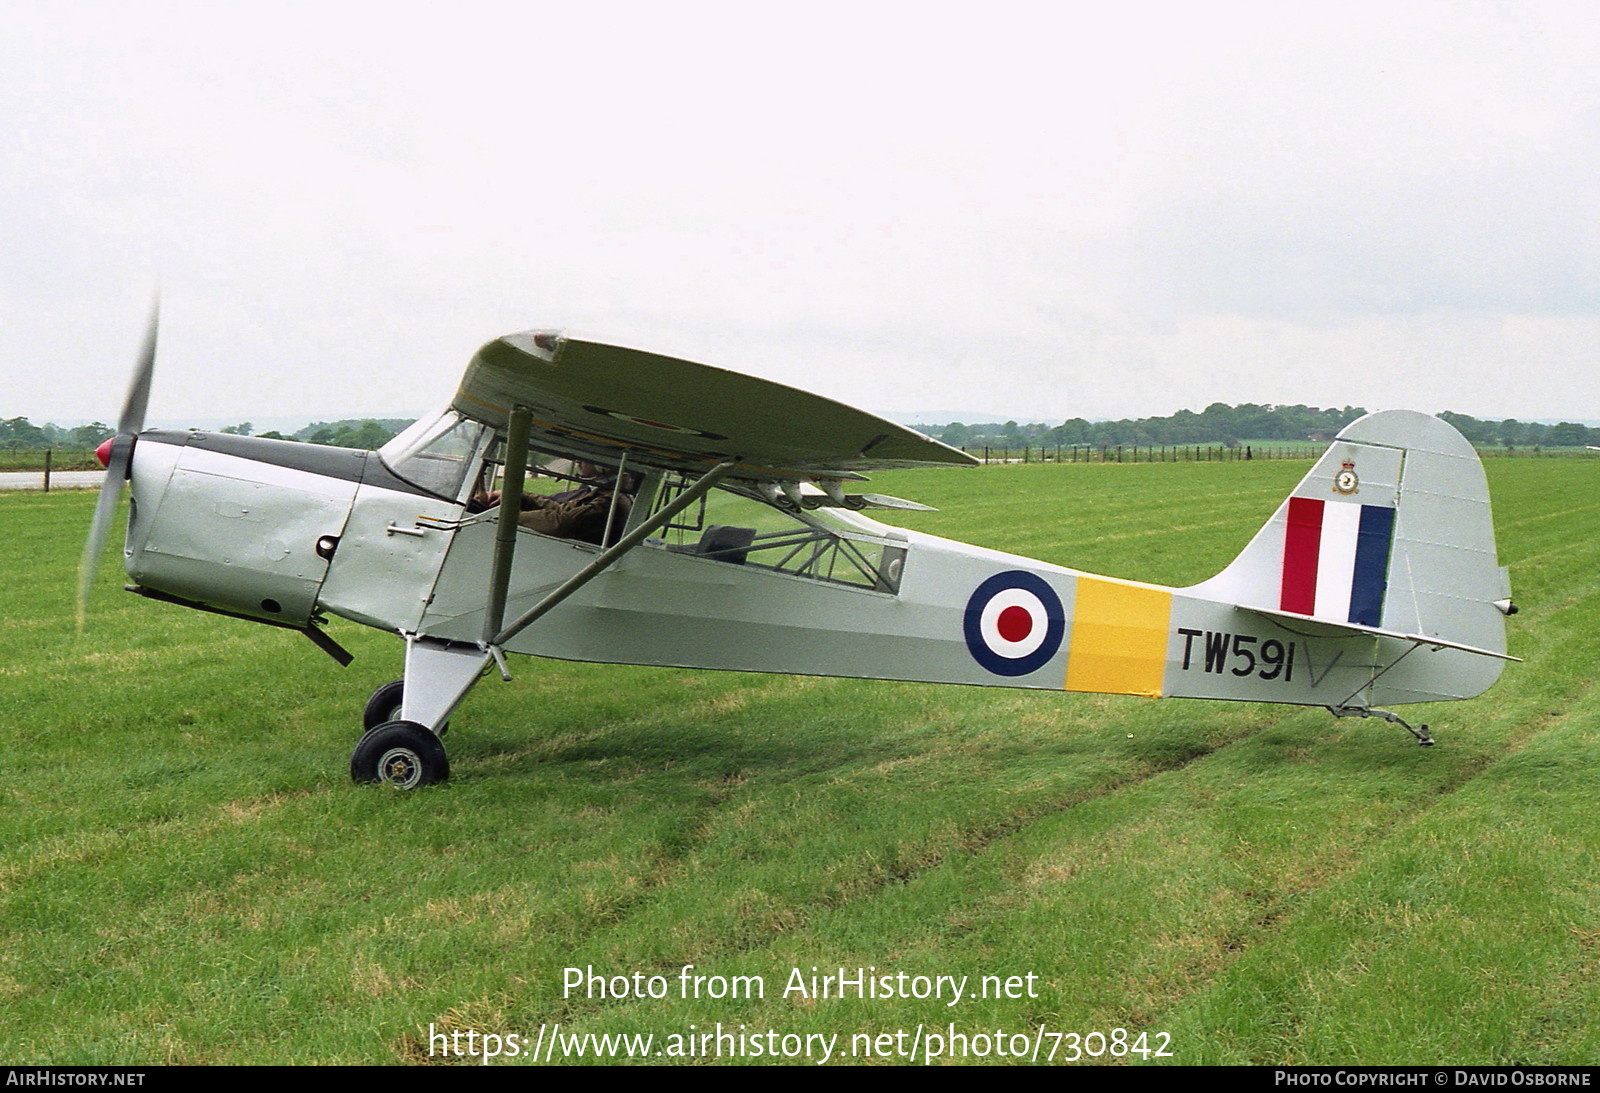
43;449;51;492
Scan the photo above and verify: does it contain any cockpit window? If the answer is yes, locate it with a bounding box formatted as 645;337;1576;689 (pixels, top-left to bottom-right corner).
378;410;489;501
644;475;907;594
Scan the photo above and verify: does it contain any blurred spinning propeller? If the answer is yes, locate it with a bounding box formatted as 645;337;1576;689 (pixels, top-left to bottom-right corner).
77;301;158;630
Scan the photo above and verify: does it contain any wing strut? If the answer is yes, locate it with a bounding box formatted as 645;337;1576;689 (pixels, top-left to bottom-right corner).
482;405;532;645
486;459;739;651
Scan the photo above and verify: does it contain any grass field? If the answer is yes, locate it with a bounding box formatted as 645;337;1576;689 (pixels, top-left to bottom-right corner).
3;457;1597;1065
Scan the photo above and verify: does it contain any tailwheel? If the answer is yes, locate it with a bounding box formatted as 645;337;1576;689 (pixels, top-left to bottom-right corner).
1327;705;1435;747
351;721;450;789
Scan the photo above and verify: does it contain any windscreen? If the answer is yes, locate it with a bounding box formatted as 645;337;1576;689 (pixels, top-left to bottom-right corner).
378;409;488;501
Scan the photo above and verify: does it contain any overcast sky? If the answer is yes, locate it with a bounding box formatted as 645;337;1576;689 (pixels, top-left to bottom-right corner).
5;0;1598;428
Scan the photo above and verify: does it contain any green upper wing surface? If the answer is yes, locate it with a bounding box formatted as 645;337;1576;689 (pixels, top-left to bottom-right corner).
453;330;978;481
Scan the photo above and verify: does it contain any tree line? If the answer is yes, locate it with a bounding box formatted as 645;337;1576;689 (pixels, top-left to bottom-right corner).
5;405;1595;453
0;417;411;451
933;404;1600;450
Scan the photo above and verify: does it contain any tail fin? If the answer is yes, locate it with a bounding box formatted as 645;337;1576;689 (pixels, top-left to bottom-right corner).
1189;410;1512;660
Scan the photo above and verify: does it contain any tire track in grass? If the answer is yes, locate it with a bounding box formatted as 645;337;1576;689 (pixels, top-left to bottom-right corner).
1157;666;1600;1063
1150;509;1600;1024
659;701;1567;1055
416;694;1283;1042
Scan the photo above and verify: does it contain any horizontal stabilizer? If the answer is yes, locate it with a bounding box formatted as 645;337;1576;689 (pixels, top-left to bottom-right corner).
1238;605;1522;662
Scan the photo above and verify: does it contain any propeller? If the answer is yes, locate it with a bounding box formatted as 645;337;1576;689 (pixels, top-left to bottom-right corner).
77;301;158;631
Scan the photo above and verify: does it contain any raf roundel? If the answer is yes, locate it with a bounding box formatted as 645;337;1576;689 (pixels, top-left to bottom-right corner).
963;571;1067;677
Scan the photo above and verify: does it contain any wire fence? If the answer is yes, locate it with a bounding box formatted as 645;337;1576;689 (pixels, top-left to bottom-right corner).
959;444;1597;464
960;444;1316;463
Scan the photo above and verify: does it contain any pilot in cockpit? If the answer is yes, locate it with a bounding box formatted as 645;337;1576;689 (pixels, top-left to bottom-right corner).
471;460;637;546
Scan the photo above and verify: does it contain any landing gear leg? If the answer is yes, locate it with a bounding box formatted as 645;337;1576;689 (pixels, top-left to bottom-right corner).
349;637;491;788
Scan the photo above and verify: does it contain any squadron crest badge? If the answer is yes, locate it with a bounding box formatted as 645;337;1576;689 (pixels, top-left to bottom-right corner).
1333;459;1359;495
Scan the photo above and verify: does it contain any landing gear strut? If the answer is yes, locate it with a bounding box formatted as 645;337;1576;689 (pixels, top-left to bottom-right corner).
350;640;488;788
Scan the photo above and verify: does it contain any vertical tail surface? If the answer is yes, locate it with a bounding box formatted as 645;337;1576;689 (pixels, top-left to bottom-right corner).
1188;410;1511;658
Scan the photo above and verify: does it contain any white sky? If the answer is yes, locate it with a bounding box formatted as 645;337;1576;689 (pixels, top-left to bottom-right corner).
5;0;1598;426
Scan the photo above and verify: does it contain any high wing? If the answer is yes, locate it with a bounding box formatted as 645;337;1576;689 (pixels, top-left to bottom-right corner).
451;330;978;482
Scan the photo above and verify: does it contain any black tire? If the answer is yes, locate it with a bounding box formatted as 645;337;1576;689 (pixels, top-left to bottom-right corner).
362;680;406;732
350;721;449;789
362;679;447;736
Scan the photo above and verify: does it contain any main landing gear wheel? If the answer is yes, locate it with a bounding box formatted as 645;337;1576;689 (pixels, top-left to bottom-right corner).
362;679;446;735
350;721;449;789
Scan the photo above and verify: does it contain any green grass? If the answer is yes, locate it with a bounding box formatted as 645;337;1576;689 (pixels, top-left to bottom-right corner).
2;459;1596;1064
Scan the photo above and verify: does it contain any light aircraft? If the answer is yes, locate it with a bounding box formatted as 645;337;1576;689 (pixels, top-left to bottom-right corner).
81;313;1519;788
